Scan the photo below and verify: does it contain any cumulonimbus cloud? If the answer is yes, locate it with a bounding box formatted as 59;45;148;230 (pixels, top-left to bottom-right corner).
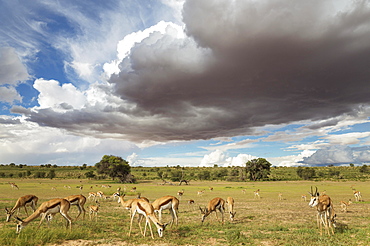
12;0;370;145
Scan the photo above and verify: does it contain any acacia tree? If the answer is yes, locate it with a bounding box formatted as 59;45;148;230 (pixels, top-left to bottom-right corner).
245;158;271;181
297;167;316;180
95;155;135;183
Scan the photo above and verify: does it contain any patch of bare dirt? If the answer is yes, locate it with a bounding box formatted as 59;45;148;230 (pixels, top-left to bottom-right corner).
48;239;173;246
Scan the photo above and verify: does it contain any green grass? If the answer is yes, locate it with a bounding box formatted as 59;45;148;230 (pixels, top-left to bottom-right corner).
1;179;369;245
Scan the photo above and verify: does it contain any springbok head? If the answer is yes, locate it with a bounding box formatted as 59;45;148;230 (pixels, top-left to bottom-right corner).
308;186;319;207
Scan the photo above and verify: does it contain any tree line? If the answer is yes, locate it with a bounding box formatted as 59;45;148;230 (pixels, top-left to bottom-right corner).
1;155;369;182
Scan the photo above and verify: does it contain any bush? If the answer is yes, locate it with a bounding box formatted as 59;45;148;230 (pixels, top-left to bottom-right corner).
297;167;316;180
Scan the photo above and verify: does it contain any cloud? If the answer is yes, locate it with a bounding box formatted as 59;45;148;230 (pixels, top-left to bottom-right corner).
0;118;138;165
226;153;258;167
300;145;370;166
200;150;227;167
199;150;257;167
323;132;370;145
270;149;316;167
0;86;22;104
0;47;29;86
11;1;370;147
33;79;87;110
0;47;29;104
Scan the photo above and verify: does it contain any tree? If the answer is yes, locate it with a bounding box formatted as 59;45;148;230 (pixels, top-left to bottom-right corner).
297;167;316;180
95;155;135;183
359;165;369;173
85;171;96;179
245;158;271;181
170;170;182;182
197;170;211;180
46;170;56;179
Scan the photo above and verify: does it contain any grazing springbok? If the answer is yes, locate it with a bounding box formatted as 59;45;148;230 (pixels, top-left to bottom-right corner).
64;194;86;220
128;199;168;239
15;198;72;233
199;197;225;224
188;199;195;210
89;201;100;221
226;197;236;221
5;195;38;222
152;195;179;226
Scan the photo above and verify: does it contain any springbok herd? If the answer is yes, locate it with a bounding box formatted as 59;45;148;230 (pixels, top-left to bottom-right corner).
3;184;364;238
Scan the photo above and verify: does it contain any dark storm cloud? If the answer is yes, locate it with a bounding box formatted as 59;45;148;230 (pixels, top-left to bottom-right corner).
107;0;370;141
17;0;370;143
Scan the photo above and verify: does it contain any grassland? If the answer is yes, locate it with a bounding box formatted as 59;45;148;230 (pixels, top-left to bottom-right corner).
1;178;369;246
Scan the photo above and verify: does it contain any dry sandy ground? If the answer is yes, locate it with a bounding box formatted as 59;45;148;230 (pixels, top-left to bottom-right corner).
49;240;172;246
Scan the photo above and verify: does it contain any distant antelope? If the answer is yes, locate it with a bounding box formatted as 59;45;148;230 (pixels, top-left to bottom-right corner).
301;194;307;202
254;189;260;199
188;199;195;210
89;201;100;221
209;187;213;191
242;189;246;194
197;190;204;196
353;190;362;202
9;182;19;189
177;189;184;199
278;193;283;200
87;192;97;201
340;199;352;213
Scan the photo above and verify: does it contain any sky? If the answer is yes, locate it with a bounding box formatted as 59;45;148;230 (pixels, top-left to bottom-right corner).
1;0;370;167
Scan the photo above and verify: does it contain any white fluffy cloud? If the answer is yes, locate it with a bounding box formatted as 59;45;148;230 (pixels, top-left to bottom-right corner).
34;79;87;110
200;150;258;167
0;118;138;165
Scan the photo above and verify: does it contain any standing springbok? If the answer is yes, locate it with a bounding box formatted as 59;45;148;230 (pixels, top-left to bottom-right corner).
199;197;225;224
353;189;362;202
254;189;260;199
226;197;236;221
308;186;336;236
